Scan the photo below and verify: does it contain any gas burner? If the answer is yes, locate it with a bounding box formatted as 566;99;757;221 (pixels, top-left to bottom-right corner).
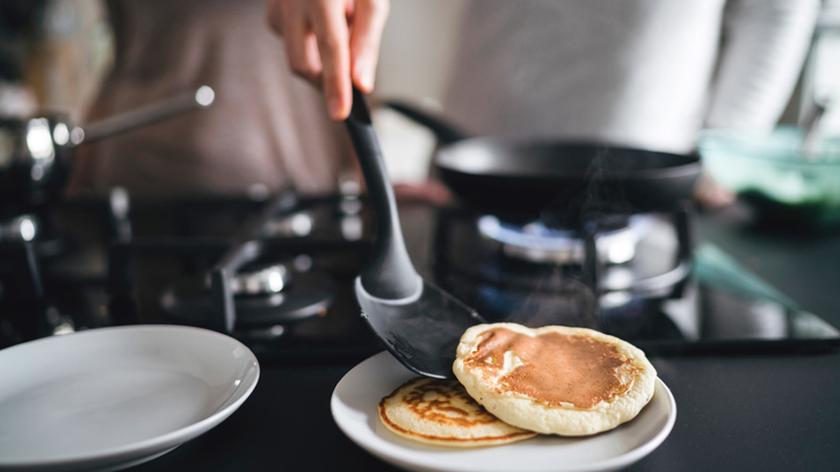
161;266;335;338
477;215;652;265
435;207;695;334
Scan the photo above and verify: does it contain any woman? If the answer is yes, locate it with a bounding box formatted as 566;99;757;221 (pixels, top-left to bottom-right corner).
271;0;817;154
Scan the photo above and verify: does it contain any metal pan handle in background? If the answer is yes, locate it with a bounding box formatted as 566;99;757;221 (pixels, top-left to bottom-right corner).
70;85;216;146
381;100;468;145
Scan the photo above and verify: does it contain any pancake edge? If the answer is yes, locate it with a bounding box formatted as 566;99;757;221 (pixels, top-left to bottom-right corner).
452;323;657;436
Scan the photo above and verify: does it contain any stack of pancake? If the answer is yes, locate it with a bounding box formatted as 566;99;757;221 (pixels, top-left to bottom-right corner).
378;323;657;447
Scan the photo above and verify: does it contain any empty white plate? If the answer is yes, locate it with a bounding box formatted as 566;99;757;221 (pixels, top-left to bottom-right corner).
331;351;676;472
0;325;259;471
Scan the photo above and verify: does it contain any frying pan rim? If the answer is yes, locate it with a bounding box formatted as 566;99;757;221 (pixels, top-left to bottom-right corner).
434;136;701;180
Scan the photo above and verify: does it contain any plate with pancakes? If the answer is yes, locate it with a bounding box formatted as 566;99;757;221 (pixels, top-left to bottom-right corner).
331;323;676;472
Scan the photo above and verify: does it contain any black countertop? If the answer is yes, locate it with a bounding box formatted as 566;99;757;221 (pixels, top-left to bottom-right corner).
133;206;840;472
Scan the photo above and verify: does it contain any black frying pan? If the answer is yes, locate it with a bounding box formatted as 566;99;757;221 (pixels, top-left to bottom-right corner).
386;101;701;225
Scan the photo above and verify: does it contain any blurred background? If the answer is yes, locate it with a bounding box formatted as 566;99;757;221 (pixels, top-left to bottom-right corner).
0;0;836;194
1;0;839;218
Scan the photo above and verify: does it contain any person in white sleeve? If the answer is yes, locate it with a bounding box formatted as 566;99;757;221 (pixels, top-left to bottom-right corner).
442;0;819;154
271;0;818;157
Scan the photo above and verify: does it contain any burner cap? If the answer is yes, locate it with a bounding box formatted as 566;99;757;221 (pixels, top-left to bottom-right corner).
230;263;289;296
261;212;314;238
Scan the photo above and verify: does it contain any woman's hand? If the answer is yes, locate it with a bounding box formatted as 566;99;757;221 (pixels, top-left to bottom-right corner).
267;0;389;120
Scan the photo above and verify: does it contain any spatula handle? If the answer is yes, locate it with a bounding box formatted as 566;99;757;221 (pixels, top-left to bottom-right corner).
345;88;420;300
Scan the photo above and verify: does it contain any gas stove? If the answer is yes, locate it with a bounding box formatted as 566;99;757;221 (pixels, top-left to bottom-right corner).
1;191;838;357
434;206;839;353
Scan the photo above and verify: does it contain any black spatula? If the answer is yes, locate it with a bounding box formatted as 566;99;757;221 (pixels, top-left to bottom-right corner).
344;88;483;379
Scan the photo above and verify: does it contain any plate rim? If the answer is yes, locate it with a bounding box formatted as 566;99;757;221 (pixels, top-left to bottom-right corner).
331;351;676;472
0;324;261;470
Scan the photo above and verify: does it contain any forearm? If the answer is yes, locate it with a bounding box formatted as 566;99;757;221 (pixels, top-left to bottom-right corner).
705;0;819;129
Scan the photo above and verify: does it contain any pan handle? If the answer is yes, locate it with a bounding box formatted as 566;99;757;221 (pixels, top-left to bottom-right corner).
70;85;215;145
382;100;469;145
346;89;421;300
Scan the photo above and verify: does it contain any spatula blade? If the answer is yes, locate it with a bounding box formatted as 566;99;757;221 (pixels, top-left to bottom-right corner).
355;277;484;379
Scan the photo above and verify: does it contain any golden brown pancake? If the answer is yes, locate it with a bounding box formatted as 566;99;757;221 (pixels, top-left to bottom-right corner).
378;377;537;447
453;323;656;436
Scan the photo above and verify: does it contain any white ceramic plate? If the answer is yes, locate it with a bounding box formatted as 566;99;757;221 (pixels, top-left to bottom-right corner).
331;352;676;472
0;325;259;472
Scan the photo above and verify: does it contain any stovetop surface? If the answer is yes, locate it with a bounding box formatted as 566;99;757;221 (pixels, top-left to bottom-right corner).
1;194;838;357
